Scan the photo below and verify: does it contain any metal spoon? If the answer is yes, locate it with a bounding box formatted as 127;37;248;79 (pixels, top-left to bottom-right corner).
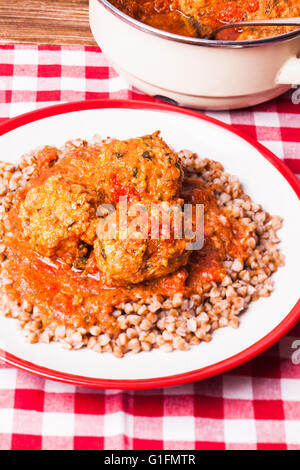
206;17;300;39
175;9;210;37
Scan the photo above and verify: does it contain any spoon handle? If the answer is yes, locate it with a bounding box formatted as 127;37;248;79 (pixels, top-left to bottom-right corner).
207;17;300;39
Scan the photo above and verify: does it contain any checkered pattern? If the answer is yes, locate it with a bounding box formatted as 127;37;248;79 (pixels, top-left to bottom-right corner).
0;44;299;450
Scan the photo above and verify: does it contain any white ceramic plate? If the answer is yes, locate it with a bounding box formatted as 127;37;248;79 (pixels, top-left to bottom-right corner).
0;100;299;389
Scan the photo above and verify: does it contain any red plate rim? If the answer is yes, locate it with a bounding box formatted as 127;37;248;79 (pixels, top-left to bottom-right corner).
0;98;299;390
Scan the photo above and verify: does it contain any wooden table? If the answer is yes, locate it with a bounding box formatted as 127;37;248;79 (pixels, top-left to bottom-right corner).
0;0;97;45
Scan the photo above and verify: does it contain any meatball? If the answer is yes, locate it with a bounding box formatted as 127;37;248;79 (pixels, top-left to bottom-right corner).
94;200;190;285
98;132;183;204
95;235;189;285
19;175;99;264
50;141;106;194
18;132;189;284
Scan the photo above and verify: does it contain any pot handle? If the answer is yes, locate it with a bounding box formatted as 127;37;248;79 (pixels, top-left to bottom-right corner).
276;56;300;84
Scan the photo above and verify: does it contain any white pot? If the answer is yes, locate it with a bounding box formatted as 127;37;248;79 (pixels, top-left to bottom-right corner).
89;0;300;110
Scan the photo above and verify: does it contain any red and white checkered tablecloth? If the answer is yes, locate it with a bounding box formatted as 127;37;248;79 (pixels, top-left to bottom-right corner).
0;44;299;451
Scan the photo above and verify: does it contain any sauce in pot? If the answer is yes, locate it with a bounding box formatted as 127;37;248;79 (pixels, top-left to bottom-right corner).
109;0;300;40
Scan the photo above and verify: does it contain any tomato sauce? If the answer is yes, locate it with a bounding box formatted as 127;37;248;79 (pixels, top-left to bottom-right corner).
3;172;251;333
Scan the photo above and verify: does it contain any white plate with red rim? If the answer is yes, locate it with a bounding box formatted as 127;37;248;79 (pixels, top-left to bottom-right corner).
0;99;299;390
